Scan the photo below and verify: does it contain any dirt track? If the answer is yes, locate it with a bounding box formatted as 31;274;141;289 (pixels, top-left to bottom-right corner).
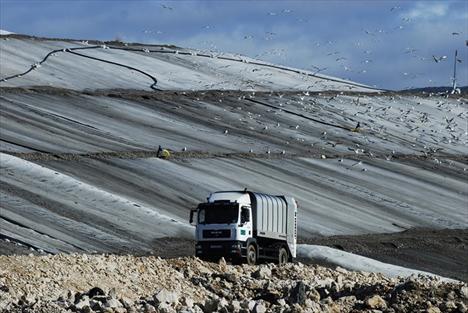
299;228;468;282
2;228;467;282
5;148;468;163
144;228;468;282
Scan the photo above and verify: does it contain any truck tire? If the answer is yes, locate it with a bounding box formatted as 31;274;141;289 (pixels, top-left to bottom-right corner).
246;244;257;265
278;247;289;265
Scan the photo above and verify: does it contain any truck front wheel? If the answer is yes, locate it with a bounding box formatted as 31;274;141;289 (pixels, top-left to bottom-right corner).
278;247;289;265
246;244;257;265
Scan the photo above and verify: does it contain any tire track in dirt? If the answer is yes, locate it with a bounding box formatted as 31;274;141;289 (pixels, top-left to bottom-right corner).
2;148;467;163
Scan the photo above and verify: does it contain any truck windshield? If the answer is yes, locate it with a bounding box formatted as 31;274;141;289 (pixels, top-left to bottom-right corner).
198;203;239;224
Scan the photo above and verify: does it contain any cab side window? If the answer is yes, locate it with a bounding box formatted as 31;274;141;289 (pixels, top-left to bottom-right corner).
241;207;250;223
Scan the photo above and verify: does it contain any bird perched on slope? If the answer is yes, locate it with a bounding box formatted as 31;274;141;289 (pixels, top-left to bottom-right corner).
351;122;361;132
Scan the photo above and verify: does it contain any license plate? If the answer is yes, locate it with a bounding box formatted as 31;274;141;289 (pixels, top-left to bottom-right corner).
210;245;222;249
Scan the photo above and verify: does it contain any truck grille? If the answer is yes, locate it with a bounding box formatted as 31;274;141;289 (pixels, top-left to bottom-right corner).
203;229;231;238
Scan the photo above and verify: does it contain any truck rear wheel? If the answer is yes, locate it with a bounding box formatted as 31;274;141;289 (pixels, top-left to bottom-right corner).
246;244;257;265
278;247;289;265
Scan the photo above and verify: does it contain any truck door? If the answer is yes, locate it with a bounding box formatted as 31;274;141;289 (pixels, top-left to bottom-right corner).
239;206;252;240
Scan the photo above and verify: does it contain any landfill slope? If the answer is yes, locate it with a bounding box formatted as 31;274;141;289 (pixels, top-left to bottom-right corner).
0;36;467;281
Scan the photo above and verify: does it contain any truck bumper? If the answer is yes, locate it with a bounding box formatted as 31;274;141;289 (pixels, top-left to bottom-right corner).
195;241;245;260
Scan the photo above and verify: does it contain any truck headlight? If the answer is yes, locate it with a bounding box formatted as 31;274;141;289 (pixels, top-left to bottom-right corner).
196;244;202;249
231;243;241;249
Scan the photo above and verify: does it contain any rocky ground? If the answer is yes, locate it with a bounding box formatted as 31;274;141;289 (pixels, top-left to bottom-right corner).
0;254;467;313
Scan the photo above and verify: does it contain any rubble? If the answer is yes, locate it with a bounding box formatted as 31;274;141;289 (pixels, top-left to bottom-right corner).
0;254;466;312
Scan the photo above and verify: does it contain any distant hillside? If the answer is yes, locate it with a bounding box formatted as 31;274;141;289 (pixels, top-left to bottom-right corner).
399;86;468;94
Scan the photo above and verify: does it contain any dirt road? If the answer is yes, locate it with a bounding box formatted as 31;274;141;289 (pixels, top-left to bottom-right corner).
2;228;466;281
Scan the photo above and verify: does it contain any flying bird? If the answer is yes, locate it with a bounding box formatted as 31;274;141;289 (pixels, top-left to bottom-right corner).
161;4;173;10
432;55;447;63
310;65;328;75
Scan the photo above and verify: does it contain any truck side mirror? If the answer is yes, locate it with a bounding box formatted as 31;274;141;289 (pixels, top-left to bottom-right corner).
189;209;196;225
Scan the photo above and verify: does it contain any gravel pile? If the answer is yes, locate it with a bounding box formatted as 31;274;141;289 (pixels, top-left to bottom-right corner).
0;254;466;312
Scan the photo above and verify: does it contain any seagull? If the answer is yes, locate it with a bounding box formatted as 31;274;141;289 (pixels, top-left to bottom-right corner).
310;65;328;75
161;4;173;10
432;55;447;63
182;147;187;151
224;129;228;134
404;48;418;54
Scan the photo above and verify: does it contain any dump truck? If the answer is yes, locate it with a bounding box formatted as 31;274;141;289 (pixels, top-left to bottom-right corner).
189;189;298;265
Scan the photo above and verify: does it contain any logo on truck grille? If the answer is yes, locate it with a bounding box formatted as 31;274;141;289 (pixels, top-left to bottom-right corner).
203;229;231;238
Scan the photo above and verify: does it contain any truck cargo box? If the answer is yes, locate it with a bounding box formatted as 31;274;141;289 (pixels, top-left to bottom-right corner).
250;192;288;239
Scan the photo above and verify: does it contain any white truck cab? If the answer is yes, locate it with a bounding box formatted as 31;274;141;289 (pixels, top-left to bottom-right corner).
190;189;298;265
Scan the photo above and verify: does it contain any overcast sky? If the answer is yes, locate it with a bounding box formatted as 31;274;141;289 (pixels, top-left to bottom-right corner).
1;0;466;90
